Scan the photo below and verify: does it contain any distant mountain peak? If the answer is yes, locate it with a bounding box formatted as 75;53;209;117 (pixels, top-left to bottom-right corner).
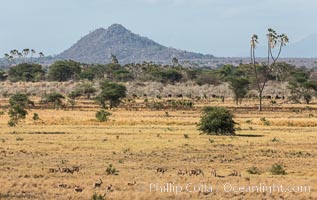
95;27;106;31
105;24;133;36
91;27;106;35
56;24;214;64
108;24;128;31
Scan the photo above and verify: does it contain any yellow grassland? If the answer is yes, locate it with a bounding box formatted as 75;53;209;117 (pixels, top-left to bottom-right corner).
0;99;316;199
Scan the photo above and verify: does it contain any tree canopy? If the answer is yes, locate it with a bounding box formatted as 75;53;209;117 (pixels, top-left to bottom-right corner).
8;63;45;82
48;60;81;82
8;93;33;126
96;81;127;109
288;69;317;104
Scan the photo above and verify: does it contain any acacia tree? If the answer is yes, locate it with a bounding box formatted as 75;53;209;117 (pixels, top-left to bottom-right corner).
42;92;65;109
288;69;317;104
48;60;81;81
96;81;126;109
8;93;33;126
250;29;289;111
67;90;81;110
75;82;97;99
217;65;250;105
8;63;45;82
228;76;250;105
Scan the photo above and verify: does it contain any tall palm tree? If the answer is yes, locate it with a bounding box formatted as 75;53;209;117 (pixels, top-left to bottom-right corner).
250;29;289;111
22;48;30;62
37;52;45;64
18;52;23;60
4;53;14;65
111;54;118;64
31;49;36;63
8;49;19;65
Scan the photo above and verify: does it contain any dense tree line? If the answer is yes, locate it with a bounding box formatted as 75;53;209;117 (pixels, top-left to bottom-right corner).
1;59;317;103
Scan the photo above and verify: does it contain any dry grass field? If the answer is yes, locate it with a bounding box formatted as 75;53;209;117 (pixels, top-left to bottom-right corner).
0;99;316;199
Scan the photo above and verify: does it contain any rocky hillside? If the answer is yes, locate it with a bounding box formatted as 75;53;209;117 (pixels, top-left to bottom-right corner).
56;24;214;64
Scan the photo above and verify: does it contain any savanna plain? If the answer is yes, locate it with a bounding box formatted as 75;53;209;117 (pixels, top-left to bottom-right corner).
0;98;316;200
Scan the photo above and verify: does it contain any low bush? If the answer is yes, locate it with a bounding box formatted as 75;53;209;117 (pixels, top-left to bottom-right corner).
105;164;119;175
33;113;40;121
96;110;111;122
247;166;261;175
91;193;105;200
198;107;236;136
270;164;286;175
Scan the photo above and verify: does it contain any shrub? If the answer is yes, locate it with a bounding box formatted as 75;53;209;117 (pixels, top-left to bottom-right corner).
91;193;105;200
270;164;286;175
263;121;271;126
247;166;261;175
8;120;17;127
105;164;119;175
42;92;65;109
33;113;40;121
260;117;270;126
167;100;194;109
246;120;252;124
198;107;236;136
0;70;8;81
271;137;280;142
151;101;164;110
122;148;130;154
2;91;10;98
260;117;266;122
96;110;111;122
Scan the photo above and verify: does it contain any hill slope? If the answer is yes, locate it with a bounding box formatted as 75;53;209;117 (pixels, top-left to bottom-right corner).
56;24;214;64
283;34;317;58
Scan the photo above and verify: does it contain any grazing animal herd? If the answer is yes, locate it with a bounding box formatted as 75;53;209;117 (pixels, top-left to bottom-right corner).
158;167;241;178
49;165;241;196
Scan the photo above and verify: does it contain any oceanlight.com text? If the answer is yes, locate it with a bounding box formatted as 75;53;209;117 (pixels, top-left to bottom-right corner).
148;182;311;195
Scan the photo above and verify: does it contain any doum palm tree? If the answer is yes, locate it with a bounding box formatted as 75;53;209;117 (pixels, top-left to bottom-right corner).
250;28;289;111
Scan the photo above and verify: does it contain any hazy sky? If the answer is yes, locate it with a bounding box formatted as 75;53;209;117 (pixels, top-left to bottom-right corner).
0;0;316;57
